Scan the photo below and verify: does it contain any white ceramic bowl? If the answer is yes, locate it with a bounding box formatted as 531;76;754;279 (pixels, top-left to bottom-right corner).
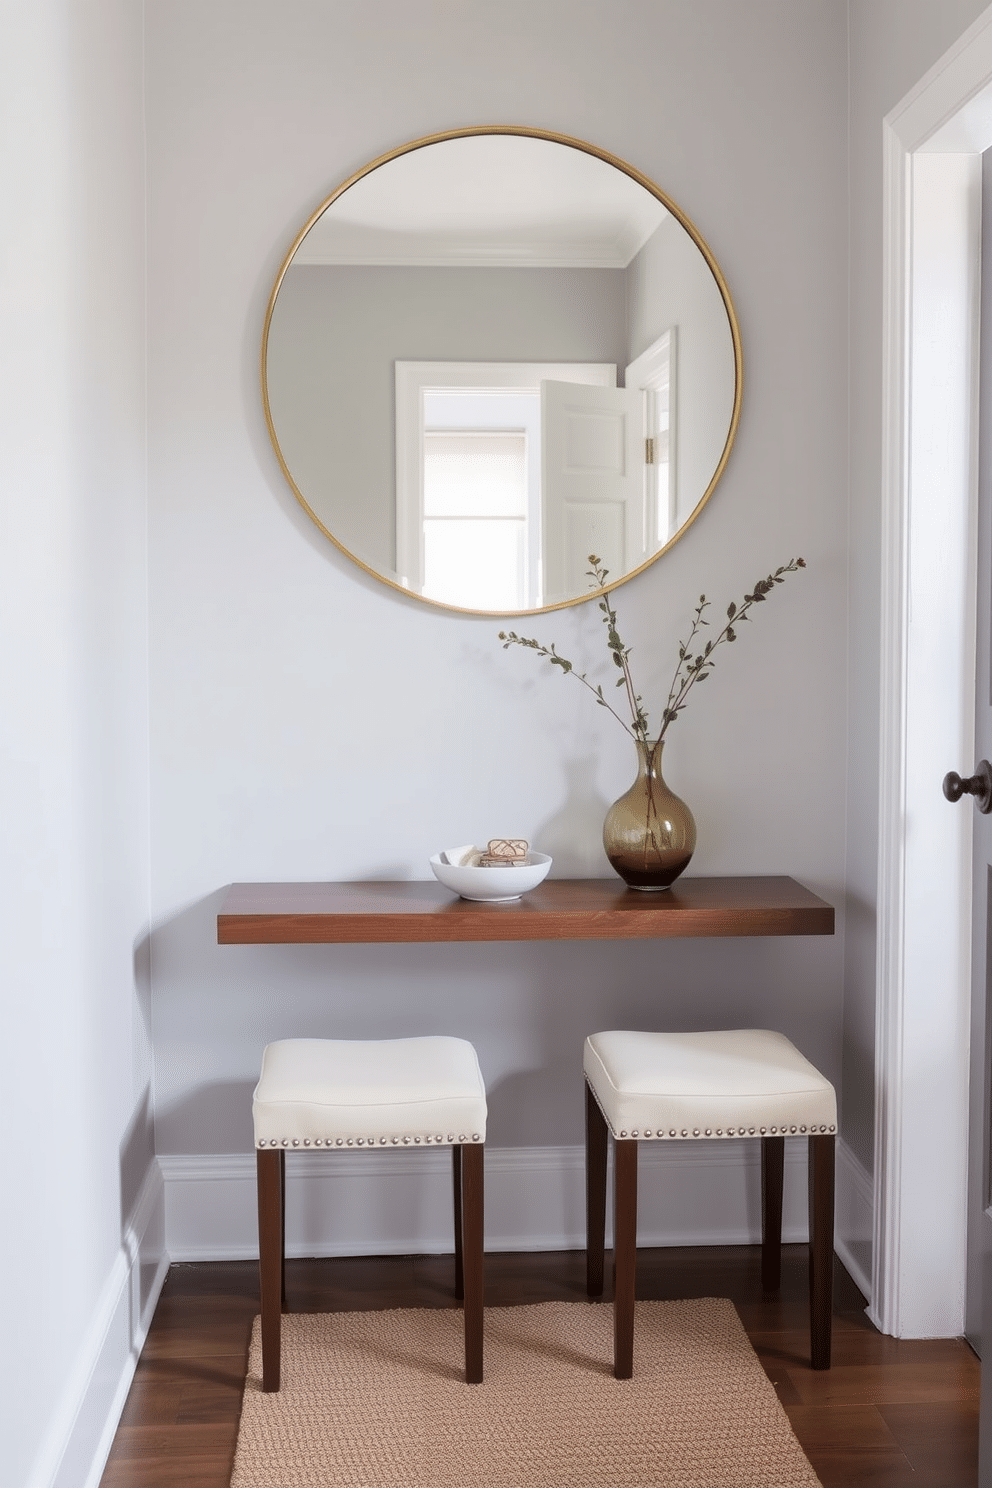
429;851;553;902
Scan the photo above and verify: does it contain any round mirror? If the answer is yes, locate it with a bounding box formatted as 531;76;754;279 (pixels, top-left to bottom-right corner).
262;127;742;615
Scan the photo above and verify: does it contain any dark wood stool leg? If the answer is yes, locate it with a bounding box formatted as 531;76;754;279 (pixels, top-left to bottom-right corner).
809;1133;835;1369
460;1142;485;1384
257;1147;284;1392
612;1138;638;1380
280;1146;287;1311
761;1135;785;1292
452;1143;464;1302
586;1080;608;1298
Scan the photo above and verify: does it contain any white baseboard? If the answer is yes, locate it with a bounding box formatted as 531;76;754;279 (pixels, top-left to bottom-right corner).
26;1161;169;1488
163;1139;820;1261
835;1138;874;1307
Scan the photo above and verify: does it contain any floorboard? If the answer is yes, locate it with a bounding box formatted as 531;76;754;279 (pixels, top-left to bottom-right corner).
99;1246;979;1487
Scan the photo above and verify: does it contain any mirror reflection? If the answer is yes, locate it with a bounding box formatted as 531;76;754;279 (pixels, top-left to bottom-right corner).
263;129;741;614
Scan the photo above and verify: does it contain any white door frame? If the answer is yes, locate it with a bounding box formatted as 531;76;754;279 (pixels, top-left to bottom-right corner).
875;6;992;1337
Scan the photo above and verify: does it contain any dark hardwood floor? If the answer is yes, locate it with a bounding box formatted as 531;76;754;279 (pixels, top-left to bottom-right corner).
100;1246;979;1487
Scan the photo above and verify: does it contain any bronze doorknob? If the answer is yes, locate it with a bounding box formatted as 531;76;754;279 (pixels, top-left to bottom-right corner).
942;760;992;813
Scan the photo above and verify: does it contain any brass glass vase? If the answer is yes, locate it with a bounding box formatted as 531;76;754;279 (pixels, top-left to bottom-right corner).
603;738;696;890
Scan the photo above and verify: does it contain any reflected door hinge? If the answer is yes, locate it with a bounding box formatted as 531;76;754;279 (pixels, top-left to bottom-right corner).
645;437;655;465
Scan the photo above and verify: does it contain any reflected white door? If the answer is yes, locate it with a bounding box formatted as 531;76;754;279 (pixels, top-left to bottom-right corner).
626;328;676;544
540;380;645;601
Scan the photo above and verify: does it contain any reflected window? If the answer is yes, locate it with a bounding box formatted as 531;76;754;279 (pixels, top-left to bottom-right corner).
423;428;530;609
395;360;616;609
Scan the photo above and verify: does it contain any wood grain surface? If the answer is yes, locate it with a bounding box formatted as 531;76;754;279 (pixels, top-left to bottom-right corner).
217;875;835;945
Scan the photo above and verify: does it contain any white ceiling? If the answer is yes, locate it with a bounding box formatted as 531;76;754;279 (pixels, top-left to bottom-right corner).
292;133;669;270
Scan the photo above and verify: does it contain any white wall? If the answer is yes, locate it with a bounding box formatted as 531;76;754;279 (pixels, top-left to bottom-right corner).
0;3;160;1487
145;0;849;1249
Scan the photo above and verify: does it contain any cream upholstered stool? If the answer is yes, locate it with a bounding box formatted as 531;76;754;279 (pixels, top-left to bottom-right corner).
583;1028;836;1379
253;1036;487;1389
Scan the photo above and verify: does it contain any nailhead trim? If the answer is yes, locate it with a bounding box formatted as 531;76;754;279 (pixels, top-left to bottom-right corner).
257;1130;487;1149
260;1110;829;1151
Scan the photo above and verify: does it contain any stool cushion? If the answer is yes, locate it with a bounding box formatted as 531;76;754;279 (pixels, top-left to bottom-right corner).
584;1029;836;1139
253;1036;487;1149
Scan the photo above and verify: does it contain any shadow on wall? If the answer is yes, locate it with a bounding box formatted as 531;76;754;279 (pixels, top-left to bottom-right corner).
118;1084;163;1328
119;1087;155;1229
157;1078;259;1155
531;751;612;876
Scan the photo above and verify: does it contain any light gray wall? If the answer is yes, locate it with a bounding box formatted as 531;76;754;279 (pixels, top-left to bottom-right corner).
267;263;626;572
146;0;848;1163
0;2;152;1485
626;215;737;527
844;0;992;1195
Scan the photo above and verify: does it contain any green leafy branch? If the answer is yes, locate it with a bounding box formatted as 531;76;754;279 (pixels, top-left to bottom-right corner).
498;555;806;745
659;559;806;735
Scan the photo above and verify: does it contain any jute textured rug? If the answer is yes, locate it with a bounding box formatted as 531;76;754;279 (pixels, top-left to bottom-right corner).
231;1298;821;1487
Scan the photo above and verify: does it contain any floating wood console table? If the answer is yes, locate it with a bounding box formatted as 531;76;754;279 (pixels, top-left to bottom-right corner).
217;876;834;945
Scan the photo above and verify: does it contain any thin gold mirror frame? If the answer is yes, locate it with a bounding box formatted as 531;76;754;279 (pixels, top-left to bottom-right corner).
261;125;743;616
